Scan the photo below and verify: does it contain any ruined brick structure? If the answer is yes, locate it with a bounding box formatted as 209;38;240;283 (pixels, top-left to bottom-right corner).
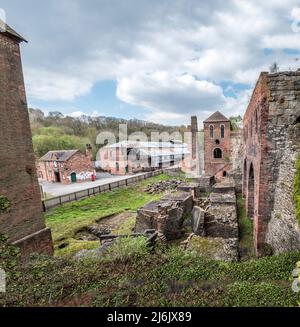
243;71;300;256
204;111;232;180
38;145;95;184
0;24;53;256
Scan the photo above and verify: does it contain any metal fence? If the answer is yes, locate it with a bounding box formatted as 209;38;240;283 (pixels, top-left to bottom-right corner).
42;170;165;211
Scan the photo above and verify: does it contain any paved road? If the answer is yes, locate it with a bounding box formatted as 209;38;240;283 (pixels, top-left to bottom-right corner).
39;172;146;197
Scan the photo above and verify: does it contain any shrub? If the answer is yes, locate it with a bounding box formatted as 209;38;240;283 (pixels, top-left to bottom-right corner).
0;196;11;213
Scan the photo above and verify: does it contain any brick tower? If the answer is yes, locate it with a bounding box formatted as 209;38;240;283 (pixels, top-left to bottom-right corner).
0;22;53;256
203;111;232;180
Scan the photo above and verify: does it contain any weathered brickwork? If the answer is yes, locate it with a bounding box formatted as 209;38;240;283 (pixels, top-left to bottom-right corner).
38;148;95;185
0;30;53;256
203;112;232;180
243;71;300;255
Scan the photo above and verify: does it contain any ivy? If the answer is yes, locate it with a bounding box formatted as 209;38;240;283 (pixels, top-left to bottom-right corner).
0;195;11;214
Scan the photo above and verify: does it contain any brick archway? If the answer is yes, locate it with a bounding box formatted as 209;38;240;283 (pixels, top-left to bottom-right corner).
247;163;255;219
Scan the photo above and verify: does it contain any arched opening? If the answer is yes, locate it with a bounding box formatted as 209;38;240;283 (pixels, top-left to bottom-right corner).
215;139;220;145
213;148;222;159
210;125;214;138
221;124;225;138
247;163;255;219
223;171;227;177
295;116;300;124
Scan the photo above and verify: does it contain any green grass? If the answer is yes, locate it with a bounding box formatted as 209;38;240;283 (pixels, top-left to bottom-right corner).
2;235;300;307
294;154;300;226
237;193;254;259
46;173;178;256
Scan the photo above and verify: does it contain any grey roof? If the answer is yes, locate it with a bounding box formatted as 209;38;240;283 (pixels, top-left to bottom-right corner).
0;19;27;43
39;150;79;162
204;111;230;123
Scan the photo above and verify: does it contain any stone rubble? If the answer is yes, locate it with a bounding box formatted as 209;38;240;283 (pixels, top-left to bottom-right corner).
143;179;184;194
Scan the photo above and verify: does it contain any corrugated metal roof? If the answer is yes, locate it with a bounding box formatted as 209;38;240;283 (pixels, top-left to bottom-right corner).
204;111;230;123
39;150;79;162
0;19;27;43
106;140;187;149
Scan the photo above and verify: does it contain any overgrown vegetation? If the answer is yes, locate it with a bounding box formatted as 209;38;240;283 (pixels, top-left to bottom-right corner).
46;174;181;256
294;154;300;226
237;193;254;259
1;234;300;307
0;196;11;213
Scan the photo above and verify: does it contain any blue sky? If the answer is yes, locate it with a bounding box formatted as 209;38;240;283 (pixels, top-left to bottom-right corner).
1;0;300;125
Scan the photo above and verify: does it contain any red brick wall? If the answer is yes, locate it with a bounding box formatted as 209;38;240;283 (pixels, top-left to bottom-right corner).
0;33;53;256
39;151;95;184
204;120;232;180
243;72;270;256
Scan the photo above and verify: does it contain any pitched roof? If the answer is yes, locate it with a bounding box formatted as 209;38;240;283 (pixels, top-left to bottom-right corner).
204;111;230;123
0;19;27;43
39;150;80;162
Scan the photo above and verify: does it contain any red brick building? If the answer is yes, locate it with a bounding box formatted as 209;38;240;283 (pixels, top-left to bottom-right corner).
38;145;95;184
0;22;53;256
203;111;232;180
243;71;300;256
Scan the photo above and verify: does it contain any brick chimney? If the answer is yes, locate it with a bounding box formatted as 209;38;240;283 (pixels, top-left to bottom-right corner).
86;144;93;161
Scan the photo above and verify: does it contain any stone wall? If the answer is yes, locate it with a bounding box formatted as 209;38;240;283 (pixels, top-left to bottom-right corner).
230;130;244;171
0;32;53;256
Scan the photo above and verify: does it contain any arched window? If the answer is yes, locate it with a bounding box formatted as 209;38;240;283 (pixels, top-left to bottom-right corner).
209;125;214;138
213;148;222;159
221;125;225;138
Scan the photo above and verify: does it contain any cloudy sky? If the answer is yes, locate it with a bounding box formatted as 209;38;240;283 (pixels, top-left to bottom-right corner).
1;0;300;125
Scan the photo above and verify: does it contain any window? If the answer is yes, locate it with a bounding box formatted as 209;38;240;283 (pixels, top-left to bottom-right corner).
223;171;227;177
215;139;220;145
213;148;222;159
209;125;214;138
116;162;119;171
221;125;225;138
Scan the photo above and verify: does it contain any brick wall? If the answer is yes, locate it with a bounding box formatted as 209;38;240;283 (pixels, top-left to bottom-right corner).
0;32;53;257
204;120;232;180
243;71;300;255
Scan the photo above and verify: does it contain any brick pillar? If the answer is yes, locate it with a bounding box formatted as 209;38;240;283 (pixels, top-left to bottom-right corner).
0;30;53;257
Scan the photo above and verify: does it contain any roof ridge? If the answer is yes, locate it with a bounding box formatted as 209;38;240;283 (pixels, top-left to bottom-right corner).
204;111;230;123
0;18;27;42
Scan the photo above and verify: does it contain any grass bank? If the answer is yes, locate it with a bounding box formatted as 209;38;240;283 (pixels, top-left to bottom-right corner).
45;173;181;255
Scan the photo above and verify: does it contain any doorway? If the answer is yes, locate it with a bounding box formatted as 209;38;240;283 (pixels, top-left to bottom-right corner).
71;172;77;183
54;171;61;183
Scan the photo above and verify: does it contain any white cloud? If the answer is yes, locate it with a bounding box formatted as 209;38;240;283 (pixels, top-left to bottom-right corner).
4;0;300;124
117;72;226;114
24;68;93;101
